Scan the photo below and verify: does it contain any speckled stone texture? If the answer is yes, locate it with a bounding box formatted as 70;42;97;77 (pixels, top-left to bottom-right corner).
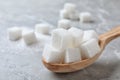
0;0;120;80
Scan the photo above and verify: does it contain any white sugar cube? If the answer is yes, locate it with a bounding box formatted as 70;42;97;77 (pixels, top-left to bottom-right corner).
35;23;51;34
60;9;70;19
8;27;22;41
68;27;83;47
42;45;65;63
69;11;79;20
80;12;92;23
82;30;98;43
80;39;101;59
64;3;77;12
22;31;37;45
58;19;71;29
65;48;81;63
51;29;74;50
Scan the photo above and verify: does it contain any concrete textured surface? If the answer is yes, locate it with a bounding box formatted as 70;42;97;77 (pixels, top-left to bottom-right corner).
0;0;120;80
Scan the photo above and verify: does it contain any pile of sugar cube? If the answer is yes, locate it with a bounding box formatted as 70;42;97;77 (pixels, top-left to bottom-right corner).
7;3;98;64
43;27;101;64
60;3;93;23
7;23;53;45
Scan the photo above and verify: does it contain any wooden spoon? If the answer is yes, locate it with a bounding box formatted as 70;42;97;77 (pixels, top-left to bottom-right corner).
42;26;120;73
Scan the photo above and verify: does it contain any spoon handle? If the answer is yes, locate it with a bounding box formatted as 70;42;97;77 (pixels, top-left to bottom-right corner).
99;26;120;49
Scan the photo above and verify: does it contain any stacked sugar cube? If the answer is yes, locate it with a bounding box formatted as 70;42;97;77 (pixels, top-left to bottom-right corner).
43;27;101;64
60;3;79;20
60;3;93;23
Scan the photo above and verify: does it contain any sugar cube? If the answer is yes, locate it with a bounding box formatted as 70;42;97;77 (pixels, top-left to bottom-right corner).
69;11;79;20
82;30;98;43
51;29;74;50
42;45;65;63
22;31;37;45
60;9;70;19
65;48;81;63
79;12;92;23
58;19;71;29
80;39;101;59
35;23;51;34
68;27;83;47
64;3;77;12
8;27;22;41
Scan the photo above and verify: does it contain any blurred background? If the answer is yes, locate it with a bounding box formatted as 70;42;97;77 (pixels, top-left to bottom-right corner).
0;0;120;80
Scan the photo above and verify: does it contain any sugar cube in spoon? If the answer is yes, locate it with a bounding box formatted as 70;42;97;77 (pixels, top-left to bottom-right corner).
68;27;83;47
80;39;101;59
65;48;81;63
43;45;65;63
51;29;74;50
82;30;98;43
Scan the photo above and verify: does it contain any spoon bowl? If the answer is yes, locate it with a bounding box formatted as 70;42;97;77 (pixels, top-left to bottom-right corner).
42;26;120;73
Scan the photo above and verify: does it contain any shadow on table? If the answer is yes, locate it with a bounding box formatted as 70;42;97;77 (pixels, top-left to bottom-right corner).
51;60;119;80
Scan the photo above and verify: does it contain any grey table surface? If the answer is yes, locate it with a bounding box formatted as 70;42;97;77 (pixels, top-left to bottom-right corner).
0;0;120;80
